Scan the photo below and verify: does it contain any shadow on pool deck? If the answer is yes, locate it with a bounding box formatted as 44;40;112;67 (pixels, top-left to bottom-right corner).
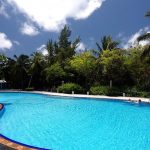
0;136;36;150
0;143;16;150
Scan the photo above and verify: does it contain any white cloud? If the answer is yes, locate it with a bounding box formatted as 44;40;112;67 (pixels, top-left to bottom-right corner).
13;40;20;45
20;23;39;36
123;27;150;49
7;0;105;31
76;42;86;53
37;44;48;56
37;42;86;55
116;32;124;38
0;33;13;50
0;1;9;18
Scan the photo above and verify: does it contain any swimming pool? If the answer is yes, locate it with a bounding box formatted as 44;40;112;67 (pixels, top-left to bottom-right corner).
0;92;150;150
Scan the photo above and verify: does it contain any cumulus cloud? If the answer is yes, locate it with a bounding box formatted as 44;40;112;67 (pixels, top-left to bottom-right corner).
37;44;48;56
122;27;150;49
0;32;13;50
20;23;39;36
7;0;105;31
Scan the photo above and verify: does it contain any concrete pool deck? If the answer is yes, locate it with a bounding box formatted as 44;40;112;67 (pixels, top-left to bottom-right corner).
31;91;150;103
0;137;36;150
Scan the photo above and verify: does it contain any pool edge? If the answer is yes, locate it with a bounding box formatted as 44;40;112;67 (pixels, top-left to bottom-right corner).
0;90;149;103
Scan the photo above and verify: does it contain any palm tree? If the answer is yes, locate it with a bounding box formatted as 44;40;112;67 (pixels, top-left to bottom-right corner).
46;40;55;65
0;54;8;79
137;11;150;61
94;35;119;56
137;11;150;42
28;52;45;88
13;55;30;89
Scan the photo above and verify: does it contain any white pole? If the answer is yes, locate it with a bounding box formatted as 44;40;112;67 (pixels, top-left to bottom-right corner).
123;93;125;97
110;80;112;88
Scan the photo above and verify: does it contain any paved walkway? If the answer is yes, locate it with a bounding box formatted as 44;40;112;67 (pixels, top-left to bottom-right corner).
31;91;150;103
0;137;36;150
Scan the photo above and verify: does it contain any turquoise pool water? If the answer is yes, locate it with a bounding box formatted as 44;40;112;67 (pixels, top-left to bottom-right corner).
0;92;150;150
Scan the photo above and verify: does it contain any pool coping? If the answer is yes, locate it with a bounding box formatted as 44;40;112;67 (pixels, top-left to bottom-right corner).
0;90;150;103
0;90;150;149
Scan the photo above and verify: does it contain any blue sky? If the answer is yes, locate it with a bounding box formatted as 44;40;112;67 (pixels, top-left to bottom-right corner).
0;0;150;57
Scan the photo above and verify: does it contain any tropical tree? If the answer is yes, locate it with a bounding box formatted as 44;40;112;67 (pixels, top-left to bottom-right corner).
95;36;119;56
12;55;30;89
46;25;80;65
137;11;150;62
137;11;150;42
28;52;45;89
70;52;96;88
43;62;66;88
100;50;132;86
46;40;55;65
0;54;8;79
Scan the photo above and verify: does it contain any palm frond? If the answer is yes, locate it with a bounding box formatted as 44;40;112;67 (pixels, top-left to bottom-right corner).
96;42;102;51
137;33;150;42
145;11;150;18
141;45;150;59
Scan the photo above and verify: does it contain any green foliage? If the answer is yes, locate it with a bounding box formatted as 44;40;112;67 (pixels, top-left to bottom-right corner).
25;87;34;91
137;33;150;42
90;86;109;95
46;40;55;65
29;52;45;88
1;25;150;97
125;47;150;90
57;83;84;94
90;86;122;96
70;52;96;75
100;50;132;86
95;35;119;56
12;55;30;89
0;54;8;79
137;11;150;43
107;87;122;96
125;87;150;98
44;62;66;87
45;25;80;65
70;52;96;87
58;25;71;49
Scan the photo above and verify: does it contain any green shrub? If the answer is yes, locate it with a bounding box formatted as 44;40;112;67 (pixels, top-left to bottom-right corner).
25;87;34;91
57;83;84;94
90;86;122;96
107;87;122;96
107;86;150;97
125;87;150;98
90;86;109;95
